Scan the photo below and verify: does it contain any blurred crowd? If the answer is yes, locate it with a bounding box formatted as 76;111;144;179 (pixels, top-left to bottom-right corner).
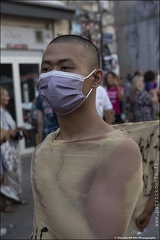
102;69;159;124
0;69;159;237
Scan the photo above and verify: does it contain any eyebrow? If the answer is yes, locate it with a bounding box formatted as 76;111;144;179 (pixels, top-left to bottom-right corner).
42;58;76;65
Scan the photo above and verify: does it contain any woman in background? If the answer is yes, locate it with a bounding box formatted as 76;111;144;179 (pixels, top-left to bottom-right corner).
104;71;124;123
131;75;155;122
0;87;26;210
144;70;159;119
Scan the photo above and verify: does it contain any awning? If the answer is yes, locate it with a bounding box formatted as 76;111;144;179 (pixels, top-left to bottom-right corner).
1;0;75;20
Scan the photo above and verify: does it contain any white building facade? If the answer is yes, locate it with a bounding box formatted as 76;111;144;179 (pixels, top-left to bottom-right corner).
1;0;75;155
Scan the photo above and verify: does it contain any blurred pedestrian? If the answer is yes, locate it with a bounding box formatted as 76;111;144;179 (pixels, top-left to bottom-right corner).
96;85;113;124
136;184;160;233
124;74;132;101
104;71;124;123
124;73;133;122
144;70;159;118
29;96;39;146
130;75;156;122
119;76;126;122
0;87;27;207
144;70;157;92
35;95;59;142
133;70;144;77
0;127;17;213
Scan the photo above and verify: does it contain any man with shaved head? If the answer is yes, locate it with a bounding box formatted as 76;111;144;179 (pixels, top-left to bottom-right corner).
31;34;143;239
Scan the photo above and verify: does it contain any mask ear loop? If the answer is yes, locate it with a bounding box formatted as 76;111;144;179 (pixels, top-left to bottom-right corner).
83;69;96;80
84;69;97;98
85;88;93;98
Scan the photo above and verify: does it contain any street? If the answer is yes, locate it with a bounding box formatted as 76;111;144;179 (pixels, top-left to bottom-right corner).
1;155;159;239
1;155;33;240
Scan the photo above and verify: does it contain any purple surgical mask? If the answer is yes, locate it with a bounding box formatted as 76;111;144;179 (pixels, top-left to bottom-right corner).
38;69;96;115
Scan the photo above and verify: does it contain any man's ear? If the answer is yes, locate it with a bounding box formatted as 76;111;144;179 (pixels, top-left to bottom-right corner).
91;69;103;88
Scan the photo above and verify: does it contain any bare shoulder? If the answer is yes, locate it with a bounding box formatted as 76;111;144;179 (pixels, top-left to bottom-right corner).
116;137;141;162
104;137;142;179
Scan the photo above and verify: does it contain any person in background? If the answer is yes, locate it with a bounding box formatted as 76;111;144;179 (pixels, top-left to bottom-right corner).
0;129;8;237
130;75;156;122
96;85;113;124
119;76;126;122
144;70;159;119
133;70;144;77
124;74;132;102
136;183;160;233
29;96;39;146
35;95;59;142
31;34;143;239
0;127;15;215
144;70;157;92
104;71;124;124
124;73;133;122
0;87;27;208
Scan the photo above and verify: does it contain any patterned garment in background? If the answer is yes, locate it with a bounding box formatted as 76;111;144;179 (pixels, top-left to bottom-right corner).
131;90;155;122
0;107;22;198
114;121;159;236
36;95;59;140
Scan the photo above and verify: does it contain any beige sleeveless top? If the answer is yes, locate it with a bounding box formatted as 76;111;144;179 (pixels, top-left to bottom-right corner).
31;128;143;239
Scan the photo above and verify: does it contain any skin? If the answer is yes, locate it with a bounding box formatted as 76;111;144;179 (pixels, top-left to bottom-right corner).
136;187;155;232
104;109;114;124
136;168;160;232
41;42;113;140
38;42;143;238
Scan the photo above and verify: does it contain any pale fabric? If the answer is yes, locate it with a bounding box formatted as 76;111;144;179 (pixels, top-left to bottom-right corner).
31;128;143;239
96;85;113;118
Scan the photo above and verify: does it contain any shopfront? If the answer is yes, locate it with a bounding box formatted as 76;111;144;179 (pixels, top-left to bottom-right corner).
1;1;75;155
1;50;42;155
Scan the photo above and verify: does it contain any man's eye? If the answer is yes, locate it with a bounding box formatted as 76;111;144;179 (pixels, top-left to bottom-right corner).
41;68;51;73
61;66;72;71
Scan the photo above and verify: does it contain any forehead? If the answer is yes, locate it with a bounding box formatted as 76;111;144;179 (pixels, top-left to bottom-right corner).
43;42;86;64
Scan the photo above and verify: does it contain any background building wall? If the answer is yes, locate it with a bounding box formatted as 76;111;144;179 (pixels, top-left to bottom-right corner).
66;0;119;74
115;0;159;78
54;20;70;37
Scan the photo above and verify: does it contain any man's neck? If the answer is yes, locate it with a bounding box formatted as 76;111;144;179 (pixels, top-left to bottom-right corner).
57;108;113;141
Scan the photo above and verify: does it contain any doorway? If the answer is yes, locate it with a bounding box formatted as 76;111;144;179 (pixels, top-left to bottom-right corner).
1;53;42;155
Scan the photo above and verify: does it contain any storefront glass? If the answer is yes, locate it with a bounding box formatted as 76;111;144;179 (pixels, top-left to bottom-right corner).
19;64;39;148
1;55;41;155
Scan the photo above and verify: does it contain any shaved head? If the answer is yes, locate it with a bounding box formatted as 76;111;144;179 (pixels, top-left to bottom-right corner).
48;34;100;70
